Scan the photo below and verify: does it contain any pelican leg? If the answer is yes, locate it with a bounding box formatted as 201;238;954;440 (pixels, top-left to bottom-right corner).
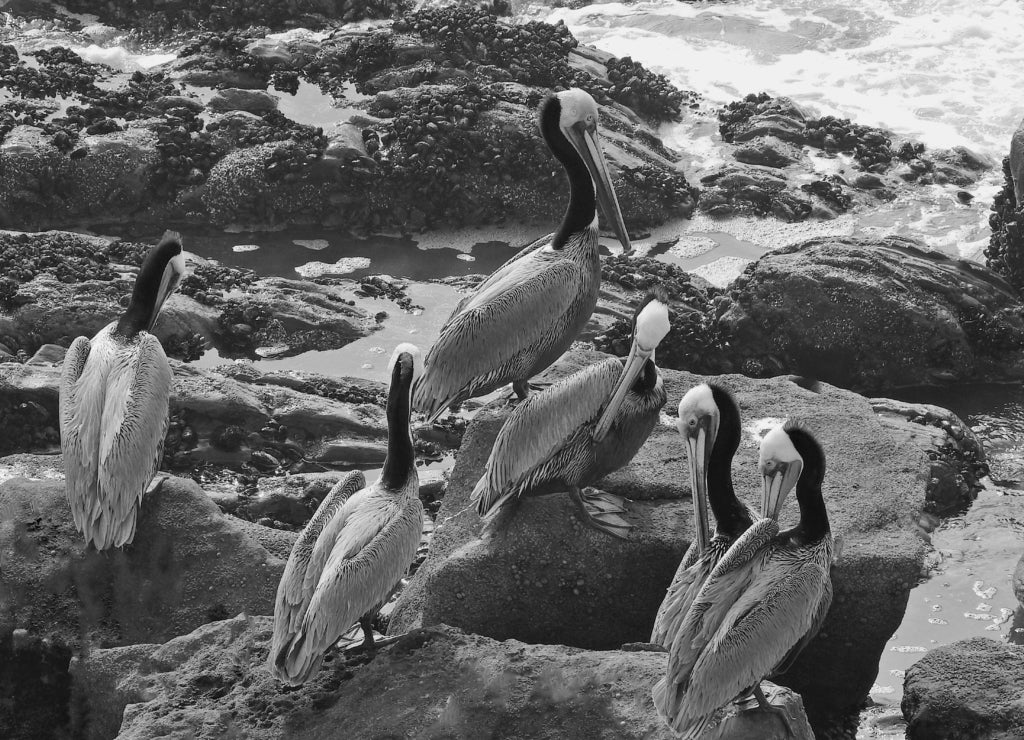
569;486;632;539
753;684;795;738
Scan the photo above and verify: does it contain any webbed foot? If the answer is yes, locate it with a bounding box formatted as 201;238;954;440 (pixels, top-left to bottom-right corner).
571;487;633;539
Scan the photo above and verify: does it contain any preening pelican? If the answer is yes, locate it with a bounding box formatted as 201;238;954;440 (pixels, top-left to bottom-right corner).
652;421;833;739
471;291;670;538
412;88;631;422
269;343;425;686
59;231;185;550
650;383;757;646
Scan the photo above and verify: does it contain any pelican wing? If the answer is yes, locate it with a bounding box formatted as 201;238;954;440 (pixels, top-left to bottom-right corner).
650;541;708;646
679;558;832;723
94;334;172;548
471;358;622;515
279;491;424;683
60;335;99;532
271;470;366;649
413;248;585;419
663;519;778;694
772;572;833;676
448;234;551;318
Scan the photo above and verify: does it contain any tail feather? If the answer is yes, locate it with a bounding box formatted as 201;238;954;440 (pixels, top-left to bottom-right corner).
268;630;323;686
472;476;517;519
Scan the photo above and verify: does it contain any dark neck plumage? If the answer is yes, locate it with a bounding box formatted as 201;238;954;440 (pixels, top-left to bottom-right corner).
632;358;658;394
380;358;415;490
787;426;829;544
115;235;180;339
708;385;753;537
541;97;596;250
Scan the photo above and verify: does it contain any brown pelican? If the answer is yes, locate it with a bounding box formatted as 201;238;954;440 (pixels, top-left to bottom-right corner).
652;421;833;738
59;231;185;550
269;343;424;686
471;291;669;538
650;383;757;646
412;88;631;422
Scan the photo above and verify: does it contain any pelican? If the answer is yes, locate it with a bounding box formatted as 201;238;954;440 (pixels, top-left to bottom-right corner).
59;231;185;550
652;421;834;739
412;87;631;422
471;291;669;538
269;343;424;686
650;383;757;646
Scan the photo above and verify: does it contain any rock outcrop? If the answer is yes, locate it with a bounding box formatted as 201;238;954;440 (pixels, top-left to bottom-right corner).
0;475;285;648
717;236;1024;392
390;348;930;724
69;617;812;740
902;637;1024;740
0;360;391;474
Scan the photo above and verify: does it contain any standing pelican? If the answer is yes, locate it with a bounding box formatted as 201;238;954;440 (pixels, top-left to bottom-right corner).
652;421;834;738
412;88;631;422
650;383;757;646
471;291;669;538
269;344;424;686
59;231;185;550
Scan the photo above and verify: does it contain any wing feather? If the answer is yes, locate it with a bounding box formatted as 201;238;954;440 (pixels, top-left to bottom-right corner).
676;559;831;729
277;491;424;684
413;249;584;419
771;569;833;676
471;358;621;515
60;335;99;533
271;470;366;652
94;334;172;549
662;519;778;698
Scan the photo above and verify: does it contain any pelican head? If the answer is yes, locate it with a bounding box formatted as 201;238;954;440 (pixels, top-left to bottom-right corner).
387;342;422;408
758;423;804;520
593;289;671;442
675;383;721;553
116;230;186;337
541;88;631;254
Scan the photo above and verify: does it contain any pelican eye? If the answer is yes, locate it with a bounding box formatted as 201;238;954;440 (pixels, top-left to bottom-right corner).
688;418;697;428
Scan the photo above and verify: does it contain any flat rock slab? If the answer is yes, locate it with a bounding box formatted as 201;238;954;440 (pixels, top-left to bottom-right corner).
70;617;811;740
0;475;283;648
392;349;930;720
902;637;1024;740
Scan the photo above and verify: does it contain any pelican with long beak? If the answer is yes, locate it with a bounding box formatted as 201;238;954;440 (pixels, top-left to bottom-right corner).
413;88;631;422
269;344;425;685
59;231;186;550
471;291;669;538
650;384;757;646
652;421;834;739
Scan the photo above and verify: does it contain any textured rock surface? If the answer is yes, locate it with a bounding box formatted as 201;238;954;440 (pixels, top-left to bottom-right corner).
0;476;283;648
902;637;1024;740
0;360;390;471
717;236;1024;392
70;617;811;740
1014;553;1024;608
391;348;930;723
870;397;988;516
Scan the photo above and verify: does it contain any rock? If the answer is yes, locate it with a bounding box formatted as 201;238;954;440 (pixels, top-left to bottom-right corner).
1008;116;1024;203
870;397;988;515
717;235;1024;391
0;360;389;467
391;348;930;723
207;88;279;114
0;475;284;648
902;638;1024;739
25;343;66;365
732;136;801;168
65;128;160;218
70;618;811;740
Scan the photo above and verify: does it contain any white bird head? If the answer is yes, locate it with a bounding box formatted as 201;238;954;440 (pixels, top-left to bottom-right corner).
758;423;804;521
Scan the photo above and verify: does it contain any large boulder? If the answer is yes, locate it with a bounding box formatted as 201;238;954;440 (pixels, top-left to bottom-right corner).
0;476;284;648
390;348;931;723
69;617;812;740
716;236;1024;392
902;637;1024;740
